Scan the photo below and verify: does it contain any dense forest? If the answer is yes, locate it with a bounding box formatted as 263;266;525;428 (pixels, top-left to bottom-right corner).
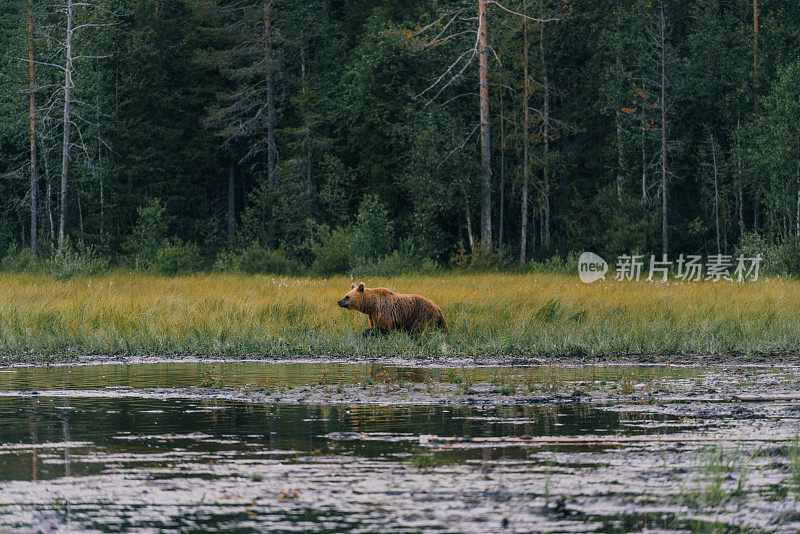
1;0;800;276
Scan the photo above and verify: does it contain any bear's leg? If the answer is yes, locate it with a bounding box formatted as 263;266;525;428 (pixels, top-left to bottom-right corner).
362;327;380;337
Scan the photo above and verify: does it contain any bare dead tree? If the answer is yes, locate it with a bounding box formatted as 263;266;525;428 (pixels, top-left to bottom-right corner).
615;108;622;202
735;117;744;240
410;0;557;254
796;163;800;238
58;0;73;250
657;5;668;256
519;13;530;264
616;3;679;252
264;0;276;187
28;0;38;252
202;0;280;184
753;0;759;113
498;89;505;249
539;19;551;250
704;126;721;255
477;0;492;251
228;162;235;241
17;0;119;250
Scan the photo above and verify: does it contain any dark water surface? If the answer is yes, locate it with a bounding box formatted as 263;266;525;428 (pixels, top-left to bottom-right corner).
0;362;798;533
0;361;703;391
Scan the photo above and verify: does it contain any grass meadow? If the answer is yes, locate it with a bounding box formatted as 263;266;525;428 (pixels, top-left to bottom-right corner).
0;271;799;359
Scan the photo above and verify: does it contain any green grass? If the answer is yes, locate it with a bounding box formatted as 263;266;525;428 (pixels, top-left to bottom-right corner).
682;445;750;509
788;435;800;494
0;271;799;358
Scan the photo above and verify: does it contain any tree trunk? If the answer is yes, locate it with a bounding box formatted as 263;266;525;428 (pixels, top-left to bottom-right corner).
77;183;84;240
753;0;759;113
736;118;744;240
519;17;530;264
659;7;668;256
28;0;37;253
737;186;743;239
709;131;720;255
43;151;54;242
615;111;622;202
100;176;104;243
228;161;235;242
754;194;759;232
540;22;550;250
498;90;505;249
478;0;492;252
640;118;647;202
58;0;74;251
264;1;277;187
463;189;475;255
300;51;312;186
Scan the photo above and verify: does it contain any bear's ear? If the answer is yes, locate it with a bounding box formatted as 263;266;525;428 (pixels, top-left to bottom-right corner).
357;282;365;292
351;283;357;289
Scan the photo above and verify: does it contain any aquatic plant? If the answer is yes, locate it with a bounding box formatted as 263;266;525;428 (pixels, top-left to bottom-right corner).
684;446;750;509
788;435;800;495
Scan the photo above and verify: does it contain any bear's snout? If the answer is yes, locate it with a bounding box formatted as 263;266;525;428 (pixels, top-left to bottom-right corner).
337;299;347;308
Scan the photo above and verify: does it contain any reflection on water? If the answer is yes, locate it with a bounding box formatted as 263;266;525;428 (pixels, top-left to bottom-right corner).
0;396;704;533
0;361;704;391
1;397;648;482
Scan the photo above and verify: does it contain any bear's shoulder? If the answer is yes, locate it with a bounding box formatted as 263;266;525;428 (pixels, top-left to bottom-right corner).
370;287;395;297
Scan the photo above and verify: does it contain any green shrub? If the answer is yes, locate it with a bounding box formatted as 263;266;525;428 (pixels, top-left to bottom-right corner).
736;232;799;277
213;244;303;275
354;195;393;261
152;240;201;275
449;242;508;271
311;225;354;275
351;249;438;277
212;249;238;272
239;247;302;275
46;241;109;280
273;164;314;251
126;198;169;268
1;244;40;272
523;251;582;274
319;154;356;224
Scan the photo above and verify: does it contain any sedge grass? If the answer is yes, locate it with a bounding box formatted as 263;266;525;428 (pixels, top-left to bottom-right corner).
1;271;800;358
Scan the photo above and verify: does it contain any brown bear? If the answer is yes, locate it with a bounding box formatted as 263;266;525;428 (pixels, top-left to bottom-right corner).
337;282;447;335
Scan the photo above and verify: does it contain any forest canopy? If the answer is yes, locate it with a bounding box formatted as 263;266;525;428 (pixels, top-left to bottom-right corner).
1;0;799;276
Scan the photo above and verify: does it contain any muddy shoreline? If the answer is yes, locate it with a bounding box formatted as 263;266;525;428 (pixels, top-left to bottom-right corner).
3;349;800;369
2;363;799;410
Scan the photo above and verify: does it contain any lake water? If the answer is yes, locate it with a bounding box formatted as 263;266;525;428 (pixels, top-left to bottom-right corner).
0;361;798;533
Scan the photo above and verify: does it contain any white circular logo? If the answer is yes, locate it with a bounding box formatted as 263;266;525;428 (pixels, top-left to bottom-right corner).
578;252;608;283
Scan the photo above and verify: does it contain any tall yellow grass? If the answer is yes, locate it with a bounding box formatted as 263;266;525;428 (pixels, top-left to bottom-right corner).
0;271;798;357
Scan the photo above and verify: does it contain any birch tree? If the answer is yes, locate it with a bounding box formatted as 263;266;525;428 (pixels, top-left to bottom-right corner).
22;0;118;250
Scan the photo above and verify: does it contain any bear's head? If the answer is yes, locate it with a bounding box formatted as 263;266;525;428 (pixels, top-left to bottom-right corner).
337;282;365;310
